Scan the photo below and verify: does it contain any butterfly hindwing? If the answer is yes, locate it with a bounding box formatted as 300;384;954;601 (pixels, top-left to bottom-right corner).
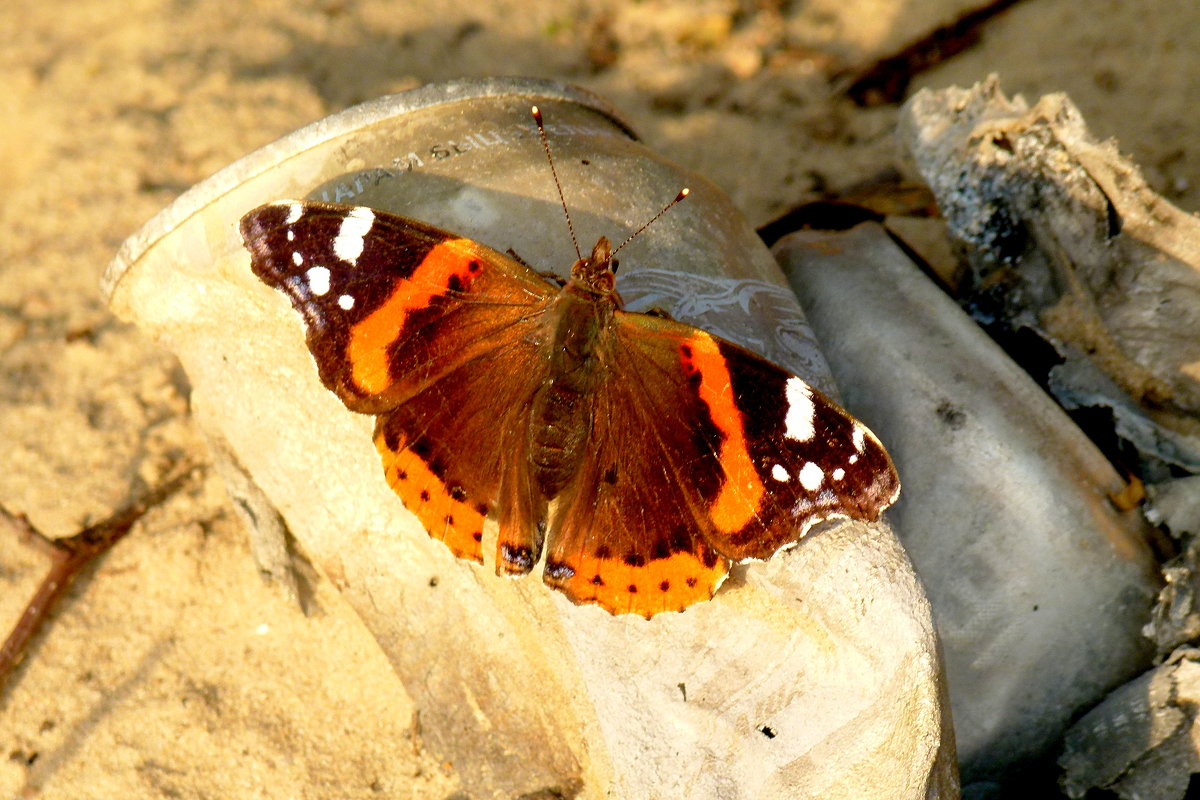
541;367;731;616
373;338;550;564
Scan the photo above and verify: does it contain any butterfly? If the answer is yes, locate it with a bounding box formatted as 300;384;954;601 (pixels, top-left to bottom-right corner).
240;115;899;618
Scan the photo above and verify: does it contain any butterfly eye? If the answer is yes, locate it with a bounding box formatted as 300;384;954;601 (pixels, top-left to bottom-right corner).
610;258;620;274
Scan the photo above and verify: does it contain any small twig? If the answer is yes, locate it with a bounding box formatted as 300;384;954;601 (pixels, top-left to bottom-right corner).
841;0;1026;106
0;464;200;695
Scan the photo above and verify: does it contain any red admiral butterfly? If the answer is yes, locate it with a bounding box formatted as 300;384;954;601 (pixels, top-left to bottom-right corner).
240;109;899;617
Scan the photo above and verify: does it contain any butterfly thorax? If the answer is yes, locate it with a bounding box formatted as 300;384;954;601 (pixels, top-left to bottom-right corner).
528;237;621;499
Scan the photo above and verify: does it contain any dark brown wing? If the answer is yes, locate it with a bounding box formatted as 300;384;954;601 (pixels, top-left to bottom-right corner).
372;337;550;564
242;201;557;563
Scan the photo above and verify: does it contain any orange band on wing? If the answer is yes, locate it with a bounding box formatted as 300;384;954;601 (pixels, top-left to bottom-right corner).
347;239;481;395
375;430;485;563
545;549;729;618
682;332;764;534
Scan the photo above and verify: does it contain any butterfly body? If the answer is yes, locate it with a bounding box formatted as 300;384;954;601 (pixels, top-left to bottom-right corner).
241;200;899;617
529;237;620;495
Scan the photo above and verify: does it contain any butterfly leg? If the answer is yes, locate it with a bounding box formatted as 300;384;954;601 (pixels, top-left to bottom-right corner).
504;247;532;267
500;249;568;288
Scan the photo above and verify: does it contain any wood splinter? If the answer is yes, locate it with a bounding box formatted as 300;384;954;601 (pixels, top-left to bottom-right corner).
0;464;200;695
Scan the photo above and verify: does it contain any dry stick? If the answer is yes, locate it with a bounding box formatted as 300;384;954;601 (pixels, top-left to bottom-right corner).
843;0;1026;106
0;464;199;693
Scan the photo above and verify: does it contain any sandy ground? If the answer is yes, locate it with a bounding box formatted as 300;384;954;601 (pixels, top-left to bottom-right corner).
0;0;1196;797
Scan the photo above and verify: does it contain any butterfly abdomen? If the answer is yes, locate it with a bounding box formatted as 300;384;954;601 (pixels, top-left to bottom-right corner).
528;282;617;499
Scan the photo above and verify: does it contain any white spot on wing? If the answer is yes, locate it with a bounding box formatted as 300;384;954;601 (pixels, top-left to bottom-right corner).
832;467;845;481
292;251;303;266
852;425;866;453
337;294;355;310
771;464;790;482
286;230;295;242
848;454;859;465
333;207;375;264
798;462;824;491
285;203;303;224
306;266;331;296
784;377;815;442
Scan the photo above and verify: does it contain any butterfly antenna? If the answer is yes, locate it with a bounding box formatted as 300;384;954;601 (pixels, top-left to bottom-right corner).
611;188;691;258
532;106;582;261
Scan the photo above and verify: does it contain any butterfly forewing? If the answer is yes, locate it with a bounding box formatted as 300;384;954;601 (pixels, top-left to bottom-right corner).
241;201;556;414
701;335;899;560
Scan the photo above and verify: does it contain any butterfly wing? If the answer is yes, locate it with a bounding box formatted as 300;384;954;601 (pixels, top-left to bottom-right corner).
241;201;556;414
542;311;899;617
372;337;549;564
242;201;557;563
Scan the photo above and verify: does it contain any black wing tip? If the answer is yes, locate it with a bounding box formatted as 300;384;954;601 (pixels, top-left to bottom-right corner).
239;202;305;282
238;203;277;243
240;198;290;224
